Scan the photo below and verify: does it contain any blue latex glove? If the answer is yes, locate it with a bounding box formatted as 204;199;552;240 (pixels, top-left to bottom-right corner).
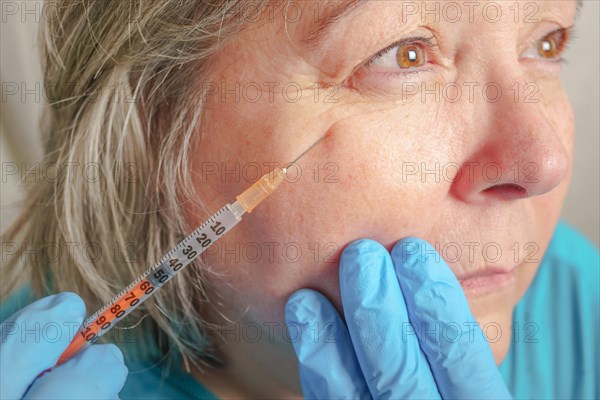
1;292;128;399
285;238;512;399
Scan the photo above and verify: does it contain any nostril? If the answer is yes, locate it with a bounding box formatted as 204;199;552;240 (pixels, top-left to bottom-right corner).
482;183;528;199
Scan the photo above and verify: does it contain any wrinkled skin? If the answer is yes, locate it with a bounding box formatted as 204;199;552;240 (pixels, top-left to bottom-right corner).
185;1;576;397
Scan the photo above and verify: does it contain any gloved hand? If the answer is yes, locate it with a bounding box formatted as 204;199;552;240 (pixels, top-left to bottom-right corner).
1;292;128;399
285;237;512;399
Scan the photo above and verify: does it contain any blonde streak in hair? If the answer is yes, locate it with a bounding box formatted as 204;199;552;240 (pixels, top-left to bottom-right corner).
66;93;115;300
2;0;280;368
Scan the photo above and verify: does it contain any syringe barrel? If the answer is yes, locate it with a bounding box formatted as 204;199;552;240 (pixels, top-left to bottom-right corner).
53;168;288;369
235;167;286;212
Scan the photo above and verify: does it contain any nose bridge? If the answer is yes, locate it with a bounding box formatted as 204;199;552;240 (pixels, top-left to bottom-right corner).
483;57;564;166
450;55;570;203
452;22;517;125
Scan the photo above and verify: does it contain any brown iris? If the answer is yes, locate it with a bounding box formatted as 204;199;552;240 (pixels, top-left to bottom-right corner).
538;30;566;59
396;44;425;69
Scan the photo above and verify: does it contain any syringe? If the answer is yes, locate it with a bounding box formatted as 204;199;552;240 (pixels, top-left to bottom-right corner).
55;136;326;367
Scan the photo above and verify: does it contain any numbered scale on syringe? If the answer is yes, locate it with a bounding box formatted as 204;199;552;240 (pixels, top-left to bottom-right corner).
59;204;243;363
58;165;289;366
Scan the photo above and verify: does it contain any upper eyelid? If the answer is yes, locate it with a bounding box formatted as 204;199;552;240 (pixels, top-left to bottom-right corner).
520;27;572;63
523;25;573;52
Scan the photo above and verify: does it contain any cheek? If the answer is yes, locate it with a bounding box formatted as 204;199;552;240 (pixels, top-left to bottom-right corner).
205;99;460;318
196;73;574;324
254;100;457;248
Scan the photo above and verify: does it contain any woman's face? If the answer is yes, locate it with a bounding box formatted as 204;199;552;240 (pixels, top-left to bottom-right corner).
188;0;576;366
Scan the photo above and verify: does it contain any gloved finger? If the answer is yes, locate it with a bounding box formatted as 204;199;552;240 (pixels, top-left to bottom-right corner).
285;289;371;400
24;343;128;400
391;238;512;399
340;239;441;399
0;292;86;400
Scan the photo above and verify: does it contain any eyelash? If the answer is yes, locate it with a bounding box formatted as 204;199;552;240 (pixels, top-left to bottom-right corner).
526;26;575;64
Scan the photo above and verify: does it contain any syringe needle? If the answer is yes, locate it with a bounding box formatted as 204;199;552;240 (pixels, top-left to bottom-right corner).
236;132;329;213
285;133;328;169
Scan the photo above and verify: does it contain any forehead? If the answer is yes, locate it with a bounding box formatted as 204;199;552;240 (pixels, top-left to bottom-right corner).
293;0;578;45
295;0;579;26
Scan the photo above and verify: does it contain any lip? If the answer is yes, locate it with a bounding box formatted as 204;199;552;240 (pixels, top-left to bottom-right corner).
457;266;518;297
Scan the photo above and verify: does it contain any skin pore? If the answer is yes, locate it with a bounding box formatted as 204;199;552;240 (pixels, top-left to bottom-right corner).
184;1;577;397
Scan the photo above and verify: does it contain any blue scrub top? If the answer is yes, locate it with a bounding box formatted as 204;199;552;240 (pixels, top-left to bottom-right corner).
498;222;599;399
2;221;598;399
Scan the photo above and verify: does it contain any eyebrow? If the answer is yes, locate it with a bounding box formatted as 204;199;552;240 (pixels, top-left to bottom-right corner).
301;0;365;48
302;0;583;48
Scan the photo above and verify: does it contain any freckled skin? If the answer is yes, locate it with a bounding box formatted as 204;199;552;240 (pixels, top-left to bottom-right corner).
186;1;577;397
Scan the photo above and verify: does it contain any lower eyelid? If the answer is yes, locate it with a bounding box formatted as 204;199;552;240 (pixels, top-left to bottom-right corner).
347;65;435;90
521;42;566;61
362;65;431;77
519;57;565;68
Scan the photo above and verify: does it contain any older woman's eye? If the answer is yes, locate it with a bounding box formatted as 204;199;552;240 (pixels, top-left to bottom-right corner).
344;36;438;92
364;36;435;72
522;28;571;61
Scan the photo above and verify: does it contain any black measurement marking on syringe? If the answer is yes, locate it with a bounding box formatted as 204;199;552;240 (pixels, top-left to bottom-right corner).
78;204;242;346
165;216;231;274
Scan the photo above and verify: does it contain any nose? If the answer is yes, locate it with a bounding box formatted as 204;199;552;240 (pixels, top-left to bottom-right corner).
451;81;570;204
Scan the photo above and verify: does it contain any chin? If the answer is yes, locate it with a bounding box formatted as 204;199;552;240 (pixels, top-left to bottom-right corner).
461;253;542;364
465;280;525;365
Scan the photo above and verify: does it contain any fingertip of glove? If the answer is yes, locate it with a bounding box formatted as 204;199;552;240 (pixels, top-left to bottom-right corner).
286;288;312;305
51;292;86;321
105;343;125;364
285;289;317;325
19;293;86;325
340;239;392;294
52;292;84;307
392;237;462;302
340;239;389;278
342;238;387;260
391;237;438;268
